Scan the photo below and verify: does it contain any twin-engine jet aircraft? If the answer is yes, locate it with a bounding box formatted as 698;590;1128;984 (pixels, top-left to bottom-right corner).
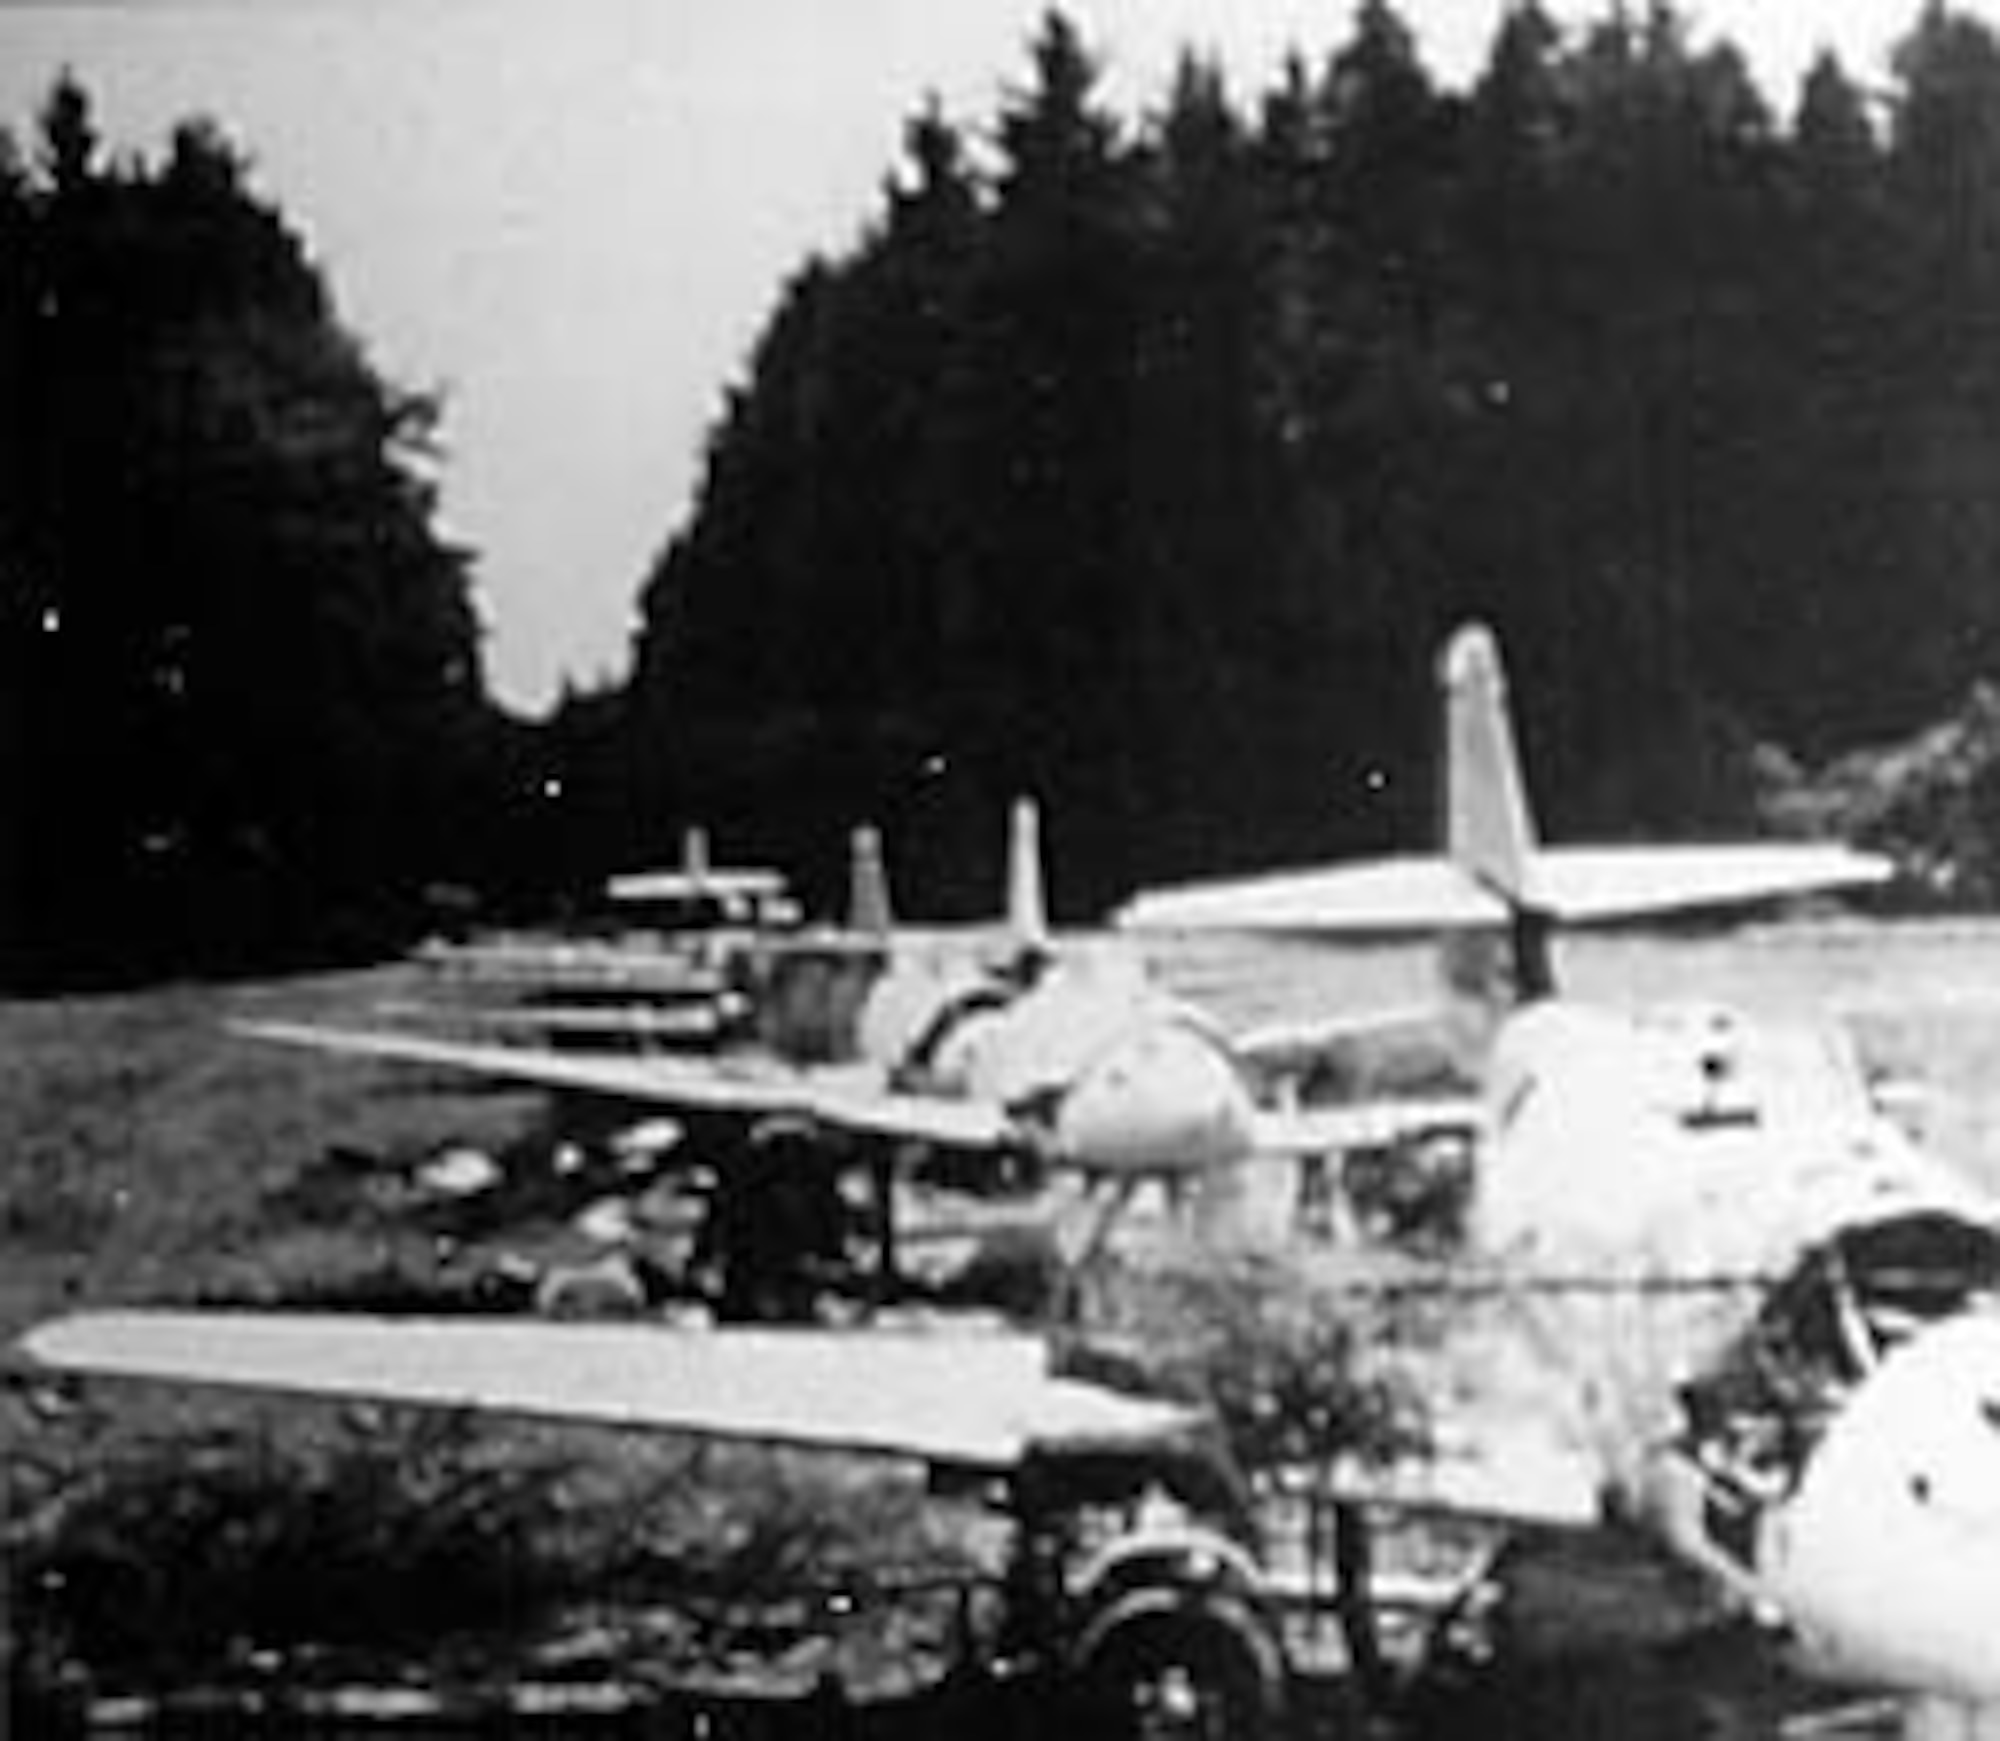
1124;625;2000;1718
601;823;802;927
401;829;841;1057
413;824;801;1004
237;798;1428;1253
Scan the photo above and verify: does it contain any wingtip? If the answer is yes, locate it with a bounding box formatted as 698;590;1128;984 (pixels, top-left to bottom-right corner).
1845;847;1898;888
13;1308;115;1373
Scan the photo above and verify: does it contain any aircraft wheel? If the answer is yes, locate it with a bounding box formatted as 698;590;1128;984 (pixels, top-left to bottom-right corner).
1066;1591;1287;1741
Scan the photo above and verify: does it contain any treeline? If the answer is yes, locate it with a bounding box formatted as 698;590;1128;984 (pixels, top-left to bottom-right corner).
0;76;527;987
568;1;2000;918
17;3;2000;983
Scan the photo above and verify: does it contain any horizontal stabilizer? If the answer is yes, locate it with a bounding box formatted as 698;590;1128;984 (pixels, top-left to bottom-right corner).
605;867;787;904
1118;855;1495;934
233;1021;1011;1150
18;1311;1198;1469
1230;1004;1447;1068
1117;843;1889;935
1521;842;1891;921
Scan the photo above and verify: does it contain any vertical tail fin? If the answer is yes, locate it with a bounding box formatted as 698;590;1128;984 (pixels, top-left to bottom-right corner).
1441;623;1539;905
847;824;894;940
1440;623;1554;1000
682;824;712;891
1006;796;1050;954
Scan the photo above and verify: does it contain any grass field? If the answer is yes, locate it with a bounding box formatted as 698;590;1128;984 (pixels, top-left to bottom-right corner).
0;967;547;1343
0;967;1014;1718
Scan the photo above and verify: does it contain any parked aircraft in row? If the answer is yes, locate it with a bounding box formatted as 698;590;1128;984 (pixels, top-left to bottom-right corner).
237;795;1459;1269
415;824;801;1004
30;623;1994;1728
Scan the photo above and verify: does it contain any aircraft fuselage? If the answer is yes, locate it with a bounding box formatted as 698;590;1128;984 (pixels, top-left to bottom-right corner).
1472;999;2000;1703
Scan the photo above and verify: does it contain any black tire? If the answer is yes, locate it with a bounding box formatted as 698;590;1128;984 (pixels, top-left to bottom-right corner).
1066;1594;1288;1741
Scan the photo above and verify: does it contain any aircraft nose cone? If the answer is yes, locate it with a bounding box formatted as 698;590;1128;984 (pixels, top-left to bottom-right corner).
1052;1023;1256;1178
1766;1311;2000;1701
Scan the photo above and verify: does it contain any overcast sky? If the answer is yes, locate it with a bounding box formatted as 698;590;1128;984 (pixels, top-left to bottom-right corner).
0;1;1976;711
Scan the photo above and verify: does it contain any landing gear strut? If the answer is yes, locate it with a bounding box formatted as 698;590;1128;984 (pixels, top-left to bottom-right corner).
1333;1500;1393;1708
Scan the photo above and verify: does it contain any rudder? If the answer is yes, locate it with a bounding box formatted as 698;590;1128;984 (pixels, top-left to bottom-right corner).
847;824;894;939
1006;796;1050;954
1441;623;1539;906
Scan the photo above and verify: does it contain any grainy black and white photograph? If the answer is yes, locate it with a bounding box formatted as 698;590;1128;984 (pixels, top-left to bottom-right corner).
9;0;2000;1734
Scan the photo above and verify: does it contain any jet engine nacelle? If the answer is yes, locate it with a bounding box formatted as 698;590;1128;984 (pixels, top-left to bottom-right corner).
1049;1019;1260;1181
749;938;892;1063
853;952;999;1079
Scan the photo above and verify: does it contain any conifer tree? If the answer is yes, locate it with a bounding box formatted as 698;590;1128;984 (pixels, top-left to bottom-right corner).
1;78;496;983
613;1;2000;908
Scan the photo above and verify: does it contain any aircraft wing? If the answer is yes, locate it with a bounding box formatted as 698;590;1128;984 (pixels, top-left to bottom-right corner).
1329;1408;1602;1531
1250;1097;1483;1158
1229;1004;1444;1070
234;1021;1011;1151
1116;843;1889;934
18;1311;1198;1469
497;1006;729;1041
404;1002;737;1044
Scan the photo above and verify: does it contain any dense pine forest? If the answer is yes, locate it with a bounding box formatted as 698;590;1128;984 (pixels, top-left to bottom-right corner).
0;74;529;986
599;1;2000;917
16;2;2000;982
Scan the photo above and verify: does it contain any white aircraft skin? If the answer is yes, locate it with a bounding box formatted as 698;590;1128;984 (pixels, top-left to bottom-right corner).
1124;622;2000;1713
1466;997;2000;1704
